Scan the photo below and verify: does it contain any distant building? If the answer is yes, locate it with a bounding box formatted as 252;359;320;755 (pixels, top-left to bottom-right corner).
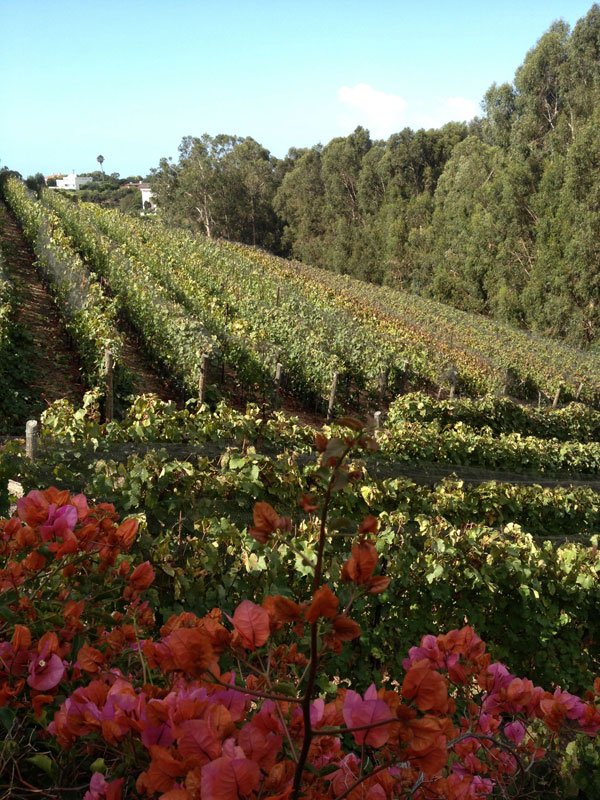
140;184;155;210
53;173;93;190
121;181;156;210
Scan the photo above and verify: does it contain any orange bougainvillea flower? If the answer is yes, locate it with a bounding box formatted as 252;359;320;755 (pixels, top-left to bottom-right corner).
141;745;187;794
37;632;59;656
314;433;329;452
21;550;46;572
77;644;105;674
406;715;449;774
17;490;50;527
118;560;131;577
248;502;291;544
201;756;261;800
231;600;271;649
299;494;318;513
402;664;449;713
44;487;71;507
539;695;568;732
12;625;31;652
159;790;193;800
341;539;378;585
262;595;301;629
15;524;37;550
359;515;378;534
0;679;25;706
332;615;361;641
175;717;222;763
366;575;390;594
305;585;339;624
129;561;156;591
115;518;138;549
32;693;54;718
166;627;214;677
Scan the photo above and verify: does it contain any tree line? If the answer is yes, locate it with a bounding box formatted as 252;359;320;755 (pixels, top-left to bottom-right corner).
147;5;600;349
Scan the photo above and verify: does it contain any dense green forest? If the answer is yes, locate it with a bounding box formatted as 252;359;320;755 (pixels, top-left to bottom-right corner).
150;4;600;349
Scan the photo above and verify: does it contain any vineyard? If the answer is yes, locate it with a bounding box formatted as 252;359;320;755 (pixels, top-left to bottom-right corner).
32;183;600;410
1;177;600;798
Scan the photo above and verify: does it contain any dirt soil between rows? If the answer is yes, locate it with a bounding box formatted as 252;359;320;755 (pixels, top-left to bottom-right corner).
0;200;177;423
0;201;85;412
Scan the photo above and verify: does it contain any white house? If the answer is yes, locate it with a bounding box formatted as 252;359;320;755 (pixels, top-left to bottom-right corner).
54;174;93;190
139;183;155;210
120;181;156;211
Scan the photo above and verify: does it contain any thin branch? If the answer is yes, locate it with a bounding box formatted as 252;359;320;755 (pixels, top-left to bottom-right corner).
316;717;397;736
447;731;526;778
292;441;355;799
201;672;303;704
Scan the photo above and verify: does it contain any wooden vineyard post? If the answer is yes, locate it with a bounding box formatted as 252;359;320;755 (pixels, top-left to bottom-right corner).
104;349;114;423
378;370;388;404
576;382;584;401
326;371;339;422
276;286;280;307
552;383;562;409
273;362;283;411
220;312;227;384
439;365;458;400
25;420;38;461
502;367;517;397
198;353;210;404
374;410;382;429
448;366;459;399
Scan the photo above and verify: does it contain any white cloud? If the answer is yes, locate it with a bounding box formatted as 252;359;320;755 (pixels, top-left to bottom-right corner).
443;96;478;120
337;83;408;138
337;83;478;138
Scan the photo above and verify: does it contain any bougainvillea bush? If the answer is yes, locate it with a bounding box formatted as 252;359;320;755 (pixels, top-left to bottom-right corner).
1;424;599;799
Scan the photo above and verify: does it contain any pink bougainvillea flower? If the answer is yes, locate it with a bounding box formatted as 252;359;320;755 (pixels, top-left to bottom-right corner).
504;721;526;745
27;643;65;691
310;697;325;727
578;702;600;736
342;684;391;747
403;634;443;670
40;504;78;543
83;772;124;800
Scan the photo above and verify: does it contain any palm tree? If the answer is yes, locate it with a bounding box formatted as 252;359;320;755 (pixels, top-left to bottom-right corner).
97;155;105;175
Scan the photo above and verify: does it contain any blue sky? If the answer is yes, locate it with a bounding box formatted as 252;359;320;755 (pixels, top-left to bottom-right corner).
1;0;595;178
